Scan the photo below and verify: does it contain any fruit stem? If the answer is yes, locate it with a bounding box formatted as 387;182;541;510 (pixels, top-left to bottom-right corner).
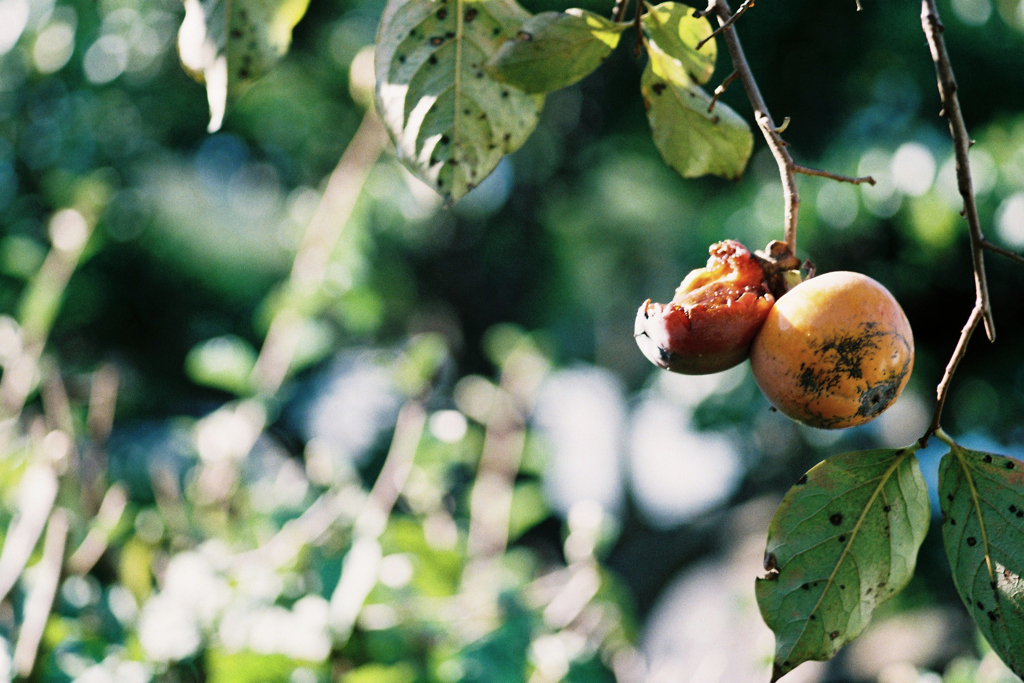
708;0;799;253
920;0;995;343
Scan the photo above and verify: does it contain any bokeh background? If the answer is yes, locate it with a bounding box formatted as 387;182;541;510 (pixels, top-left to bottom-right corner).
0;0;1022;681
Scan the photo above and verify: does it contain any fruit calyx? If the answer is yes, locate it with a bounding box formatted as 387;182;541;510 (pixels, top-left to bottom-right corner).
752;240;808;299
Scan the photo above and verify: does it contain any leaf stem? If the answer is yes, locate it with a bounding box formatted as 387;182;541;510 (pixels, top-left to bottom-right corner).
933;427;957;449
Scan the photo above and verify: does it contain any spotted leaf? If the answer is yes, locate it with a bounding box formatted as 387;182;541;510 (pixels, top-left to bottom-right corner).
375;0;543;204
939;444;1024;678
486;10;627;94
641;45;751;180
756;447;930;682
177;0;311;132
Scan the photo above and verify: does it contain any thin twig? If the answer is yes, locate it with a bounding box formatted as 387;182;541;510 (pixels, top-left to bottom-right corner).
13;509;67;678
0;465;59;604
633;0;644;58
329;401;426;642
921;0;995;342
250;110;388;397
921;302;983;446
66;484;129;576
696;0;753;50
611;0;630;23
794;165;876;185
711;0;800;251
708;70;739;113
981;239;1024;267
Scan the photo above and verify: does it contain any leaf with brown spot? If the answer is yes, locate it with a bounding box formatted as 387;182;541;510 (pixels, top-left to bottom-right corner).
640;50;751;180
939;444;1024;678
376;0;543;203
756;447;930;681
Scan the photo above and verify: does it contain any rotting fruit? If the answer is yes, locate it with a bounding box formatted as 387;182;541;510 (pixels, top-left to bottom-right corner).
750;271;914;429
635;240;775;375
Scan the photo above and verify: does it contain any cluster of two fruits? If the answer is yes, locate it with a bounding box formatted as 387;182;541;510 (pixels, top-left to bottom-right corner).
635;240;915;429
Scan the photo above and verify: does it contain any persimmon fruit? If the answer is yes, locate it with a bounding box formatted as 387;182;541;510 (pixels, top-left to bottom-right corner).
634;240;775;374
750;271;914;429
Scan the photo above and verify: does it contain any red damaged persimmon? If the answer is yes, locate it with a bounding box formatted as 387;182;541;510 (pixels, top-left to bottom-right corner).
635;240;775;375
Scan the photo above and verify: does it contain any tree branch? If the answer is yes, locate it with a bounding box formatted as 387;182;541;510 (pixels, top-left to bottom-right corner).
794;165;875;185
697;0;753;50
981;239;1024;267
708;70;739;113
921;302;982;446
710;0;800;252
920;0;995;342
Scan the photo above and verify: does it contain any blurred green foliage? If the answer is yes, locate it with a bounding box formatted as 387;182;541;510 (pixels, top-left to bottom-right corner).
0;0;1020;681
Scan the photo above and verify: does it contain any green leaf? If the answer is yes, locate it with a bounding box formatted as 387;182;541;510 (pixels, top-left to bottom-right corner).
641;1;716;86
206;650;325;683
486;10;627;94
375;0;544;204
177;0;311;132
640;56;752;180
939;444;1024;678
185;335;258;395
755;447;930;681
345;663;417;683
508;481;549;541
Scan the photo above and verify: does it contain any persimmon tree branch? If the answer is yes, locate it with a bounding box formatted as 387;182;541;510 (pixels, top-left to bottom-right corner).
707;0;799;251
920;0;994;342
981;239;1024;267
919;0;996;444
923;302;982;444
707;0;873;254
696;0;753;50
